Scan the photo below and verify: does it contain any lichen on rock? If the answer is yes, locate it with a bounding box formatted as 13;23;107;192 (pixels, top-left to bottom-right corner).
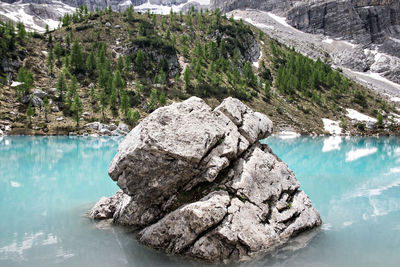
89;96;322;262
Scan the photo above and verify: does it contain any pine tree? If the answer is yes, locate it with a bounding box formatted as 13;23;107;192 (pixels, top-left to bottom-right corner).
42;96;50;122
148;89;158;111
110;88;118;115
120;90;130;116
159;91;166;105
127;109;140;126
47;47;54;76
264;81;271;101
126;5;134;21
17;21;26;44
89;84;96;104
135;50;145;72
138;22;145;36
112;70;125;98
117;56;124;74
100;89;107;121
158;69;166;85
124;55;132;73
54;42;63;66
86;51;96;75
26;103;34;126
243;62;256;87
65;33;71;49
17;68;34;96
56;72;66;102
48;33;53;45
70;39;84;73
183;68;190;89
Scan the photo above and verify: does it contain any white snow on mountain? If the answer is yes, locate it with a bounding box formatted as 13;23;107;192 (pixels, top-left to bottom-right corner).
0;1;75;32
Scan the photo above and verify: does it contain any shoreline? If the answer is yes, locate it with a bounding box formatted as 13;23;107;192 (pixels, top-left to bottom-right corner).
2;132;399;138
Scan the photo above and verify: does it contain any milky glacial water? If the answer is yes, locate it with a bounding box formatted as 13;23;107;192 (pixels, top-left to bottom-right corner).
1;136;400;266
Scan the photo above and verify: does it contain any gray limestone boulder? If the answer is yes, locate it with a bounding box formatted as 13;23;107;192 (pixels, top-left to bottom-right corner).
21;94;42;107
89;97;321;263
33;89;47;99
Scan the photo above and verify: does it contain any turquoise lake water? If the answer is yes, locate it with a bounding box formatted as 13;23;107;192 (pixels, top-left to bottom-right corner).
1;136;400;266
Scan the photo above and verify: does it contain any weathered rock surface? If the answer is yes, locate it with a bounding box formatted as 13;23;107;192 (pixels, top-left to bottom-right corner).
211;0;400;86
90;97;321;262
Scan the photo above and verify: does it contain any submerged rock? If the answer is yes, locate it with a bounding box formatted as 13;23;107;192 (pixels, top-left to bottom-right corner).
90;97;321;262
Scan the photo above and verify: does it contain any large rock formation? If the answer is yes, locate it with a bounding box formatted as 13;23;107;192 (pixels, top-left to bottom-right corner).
89;97;321;262
211;0;400;47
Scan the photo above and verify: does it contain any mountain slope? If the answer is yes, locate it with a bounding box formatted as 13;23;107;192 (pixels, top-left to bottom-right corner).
0;7;398;136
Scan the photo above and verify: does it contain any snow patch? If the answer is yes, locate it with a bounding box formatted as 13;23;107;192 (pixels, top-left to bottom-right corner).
345;147;378;162
267;12;290;28
322;118;342;135
135;0;210;15
390;37;400;44
252;50;262;68
341;40;357;48
354;71;400;90
244;17;275;30
0;2;72;32
322;38;334;44
346;109;377;123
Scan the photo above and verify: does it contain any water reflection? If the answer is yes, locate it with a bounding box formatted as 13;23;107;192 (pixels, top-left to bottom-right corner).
261;136;400;266
322;136;342;152
345;147;378;162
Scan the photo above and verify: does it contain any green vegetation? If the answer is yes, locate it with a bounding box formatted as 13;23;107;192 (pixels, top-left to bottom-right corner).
0;5;398;135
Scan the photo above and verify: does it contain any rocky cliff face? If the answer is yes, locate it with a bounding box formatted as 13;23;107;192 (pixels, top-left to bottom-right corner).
210;0;400;47
89;97;322;262
210;0;298;14
211;0;400;89
287;0;400;46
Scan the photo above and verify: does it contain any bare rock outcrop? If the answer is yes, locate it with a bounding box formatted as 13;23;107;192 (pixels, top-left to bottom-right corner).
90;97;321;262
